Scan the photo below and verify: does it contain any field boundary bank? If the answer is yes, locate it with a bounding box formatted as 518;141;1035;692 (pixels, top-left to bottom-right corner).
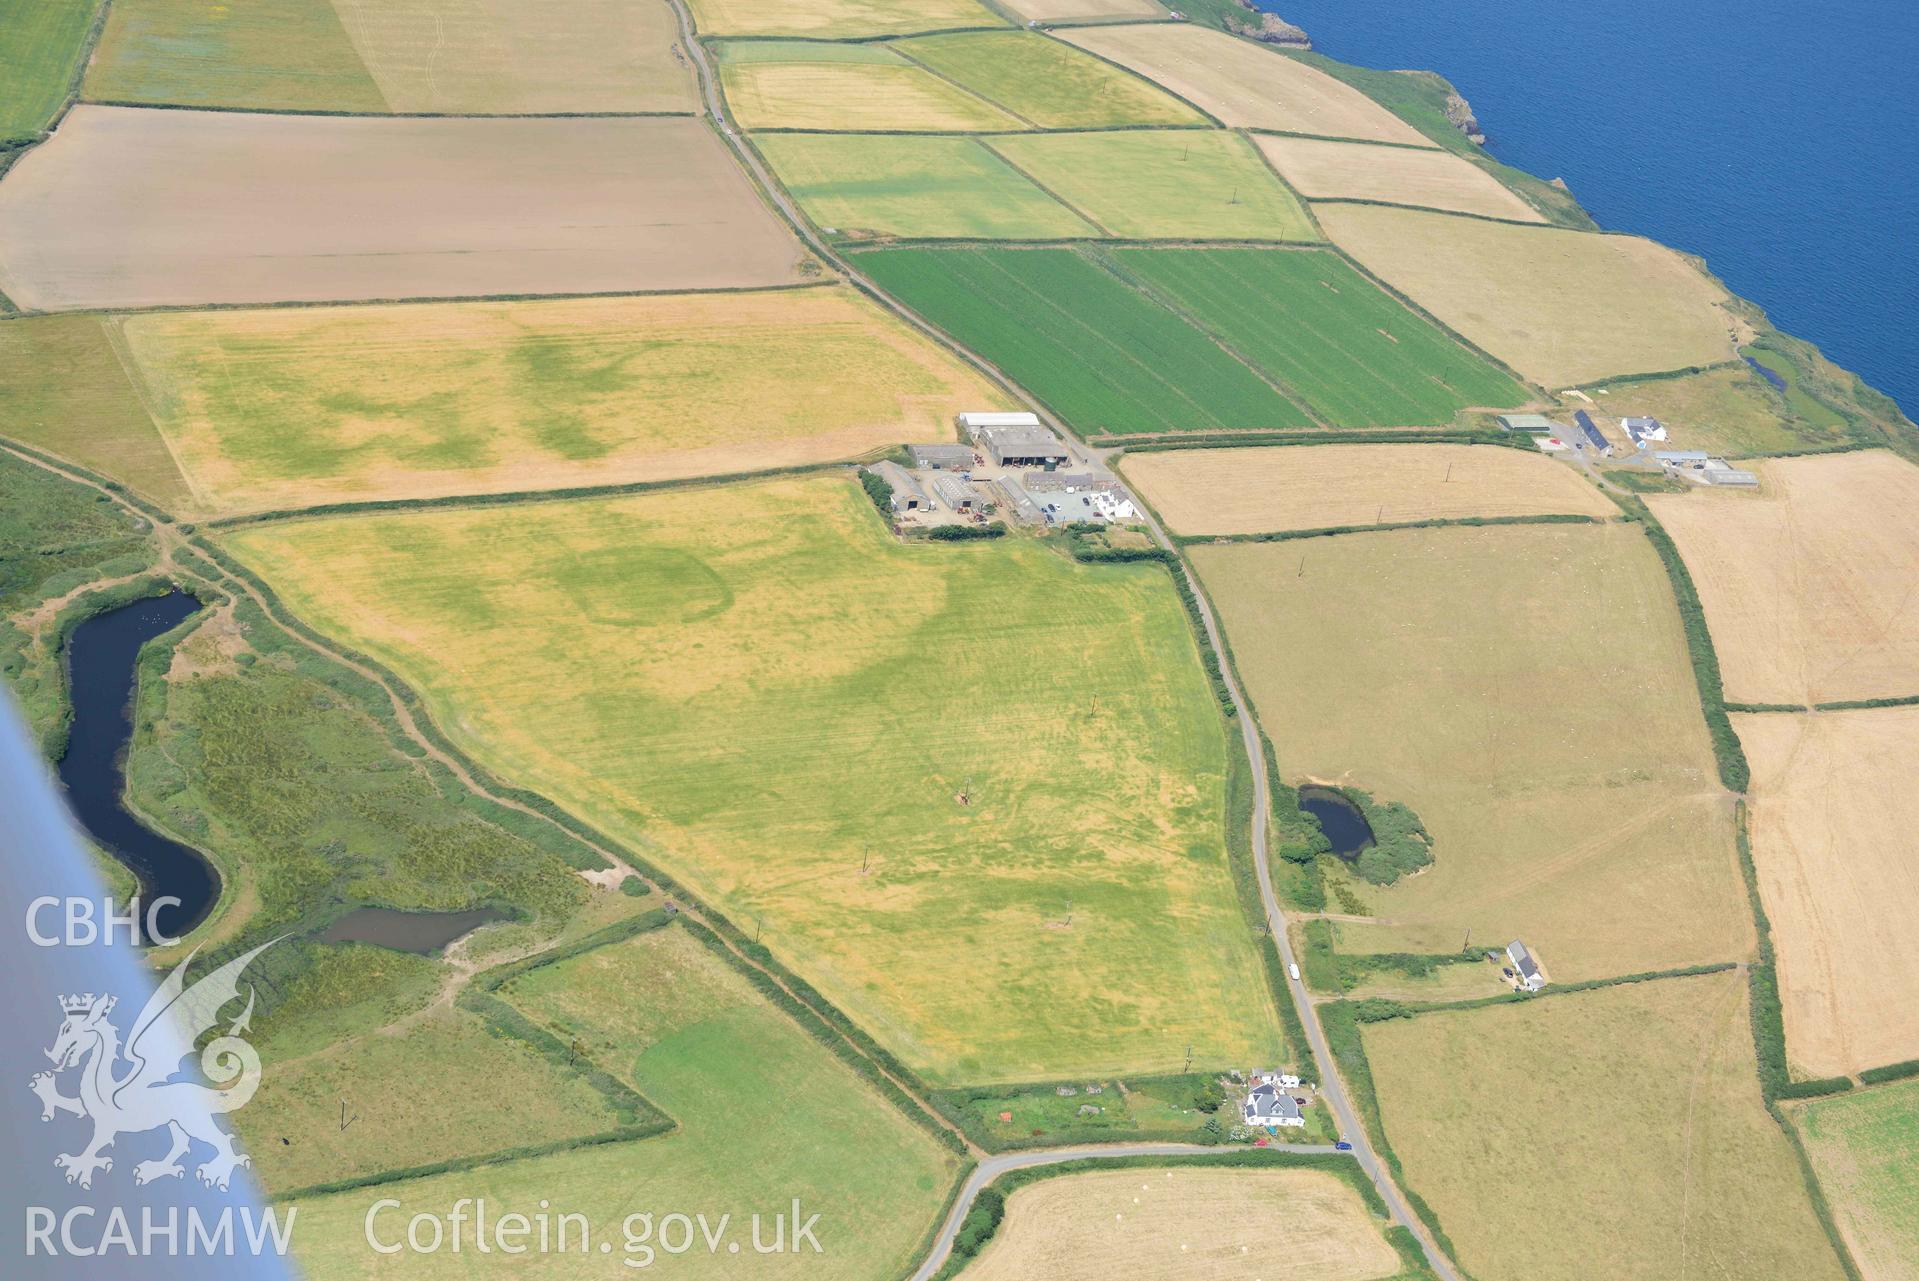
1107;429;1530;452
1302;194;1557;229
1171;512;1604;546
1342;961;1742;1025
76;100;698;120
200;459;869;529
925;1148;1429;1281
0;278;840;324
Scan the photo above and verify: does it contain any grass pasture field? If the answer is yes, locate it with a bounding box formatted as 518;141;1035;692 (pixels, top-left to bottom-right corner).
891;31;1204;129
1363;972;1847;1281
1315;204;1739;387
755;133;1097;240
0;108;805;310
1192;523;1753;978
1120;444;1612;535
962;1167;1403;1281
1737;707;1919;1077
282;922;959;1279
1109;246;1530;425
686;0;1007;37
116;288;1008;516
240;1006;631;1193
1583;364;1847;457
1647;450;1919;705
719;44;1021;131
223;475;1286;1083
0;0;101;139
0;313;193;509
985;131;1318;241
87;0;697;112
1793;1079;1919;1281
86;0;384;112
854;246;1311;435
1254;133;1545;222
1058;24;1433;145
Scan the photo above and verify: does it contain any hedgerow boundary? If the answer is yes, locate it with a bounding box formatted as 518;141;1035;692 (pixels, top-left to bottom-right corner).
1170;511;1601;546
929;1147;1435;1281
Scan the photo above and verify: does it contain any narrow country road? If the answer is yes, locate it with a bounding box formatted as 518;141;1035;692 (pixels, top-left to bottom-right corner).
664;12;1462;1280
911;1142;1339;1281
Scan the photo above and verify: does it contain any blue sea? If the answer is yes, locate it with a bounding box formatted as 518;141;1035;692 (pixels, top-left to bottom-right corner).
1257;0;1918;418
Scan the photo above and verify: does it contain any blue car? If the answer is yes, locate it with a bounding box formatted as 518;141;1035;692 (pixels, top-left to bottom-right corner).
1335;1141;1354;1152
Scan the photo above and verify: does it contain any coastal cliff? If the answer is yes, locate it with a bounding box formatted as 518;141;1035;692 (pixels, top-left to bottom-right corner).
1227;1;1311;47
1443;89;1487;145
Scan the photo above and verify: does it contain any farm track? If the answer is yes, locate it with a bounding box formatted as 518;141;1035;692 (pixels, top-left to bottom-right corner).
659;10;1466;1279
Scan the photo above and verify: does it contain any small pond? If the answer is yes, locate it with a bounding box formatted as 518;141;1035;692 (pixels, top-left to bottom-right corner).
317;905;511;955
1297;785;1375;861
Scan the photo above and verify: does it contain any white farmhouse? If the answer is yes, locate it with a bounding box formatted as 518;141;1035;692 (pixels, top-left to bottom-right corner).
1507;940;1547;992
1243;1083;1304;1129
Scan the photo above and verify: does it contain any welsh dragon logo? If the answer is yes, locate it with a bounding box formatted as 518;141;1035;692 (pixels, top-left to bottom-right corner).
29;939;279;1191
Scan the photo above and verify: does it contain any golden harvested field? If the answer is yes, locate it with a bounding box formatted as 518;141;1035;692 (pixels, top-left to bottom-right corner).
1058;25;1432;145
1254;133;1545;222
722;58;1021;131
1121;444;1611;535
1364;972;1847;1281
1647;450;1919;704
1315;204;1740;388
331;0;697;112
686;0;1006;37
117;288;1005;516
965;1167;1401;1281
1193;523;1753;978
1737;707;1919;1077
1792;1079;1919;1281
996;0;1162;21
224;476;1285;1084
0;107;803;310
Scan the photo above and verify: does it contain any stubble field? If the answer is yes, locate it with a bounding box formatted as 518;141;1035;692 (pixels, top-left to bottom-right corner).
1647;450;1919;705
115;287;1007;515
1315;203;1739;387
282;922;959;1279
88;0;698;113
1121;443;1612;535
1254;133;1545;222
223;475;1286;1083
1058;25;1433;145
719;47;1021;132
686;0;1006;38
964;1166;1402;1281
995;0;1162;20
1792;1079;1919;1281
755;133;1098;240
1737;707;1919;1077
891;31;1203;129
1362;972;1847;1281
1192;522;1753;978
0;108;803;310
985;131;1319;241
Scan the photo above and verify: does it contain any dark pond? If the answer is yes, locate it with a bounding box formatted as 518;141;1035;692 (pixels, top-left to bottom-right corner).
1297;785;1375;861
58;592;216;942
317;906;511;955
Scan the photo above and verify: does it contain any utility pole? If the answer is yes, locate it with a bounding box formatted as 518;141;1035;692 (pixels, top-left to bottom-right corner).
1184;1044;1193;1073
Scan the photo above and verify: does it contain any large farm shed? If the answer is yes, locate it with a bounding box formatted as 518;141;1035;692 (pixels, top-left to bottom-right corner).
975;423;1070;468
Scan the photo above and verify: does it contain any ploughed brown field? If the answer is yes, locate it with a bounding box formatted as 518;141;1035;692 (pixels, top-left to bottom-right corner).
0;107;805;310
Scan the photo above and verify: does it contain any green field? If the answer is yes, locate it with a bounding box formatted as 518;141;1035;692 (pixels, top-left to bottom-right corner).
0;0;101;139
1111;247;1529;425
86;0;385;112
1362;973;1846;1281
1794;1078;1919;1281
283;921;960;1278
891;31;1204;128
755;133;1096;239
224;475;1286;1082
0;314;193;509
987;131;1319;241
720;49;1021;132
855;246;1311;435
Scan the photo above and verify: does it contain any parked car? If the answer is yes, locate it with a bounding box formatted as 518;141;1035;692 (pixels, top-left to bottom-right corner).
1335;1141;1354;1152
1288;962;1301;981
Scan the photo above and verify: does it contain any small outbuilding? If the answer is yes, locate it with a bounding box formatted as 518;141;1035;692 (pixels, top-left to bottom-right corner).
910;444;976;471
1506;940;1546;992
1497;413;1563;435
870;460;926;513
